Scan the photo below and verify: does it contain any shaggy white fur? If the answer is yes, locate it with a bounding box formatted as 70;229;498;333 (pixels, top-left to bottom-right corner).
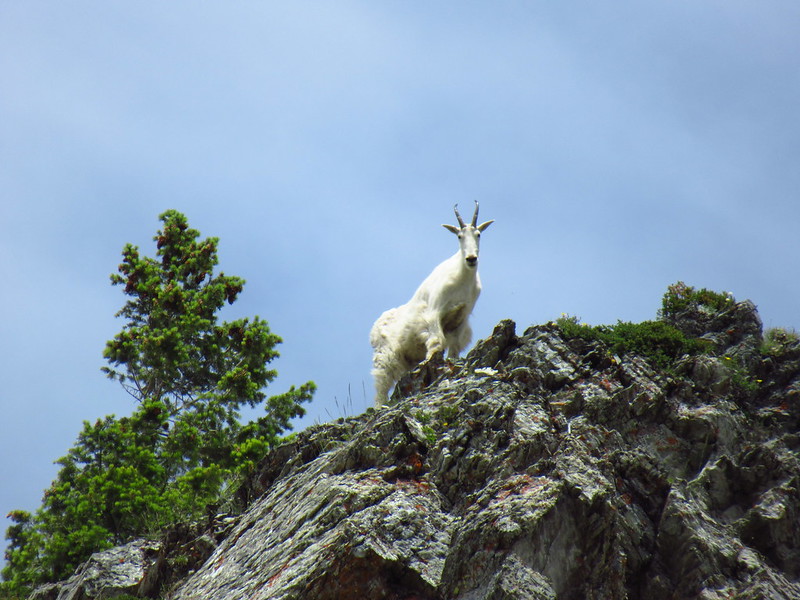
370;202;493;405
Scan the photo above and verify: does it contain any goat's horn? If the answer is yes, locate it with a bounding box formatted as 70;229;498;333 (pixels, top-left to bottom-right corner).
453;204;466;228
471;200;480;226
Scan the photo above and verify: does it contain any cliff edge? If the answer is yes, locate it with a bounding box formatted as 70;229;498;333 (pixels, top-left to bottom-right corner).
33;294;800;599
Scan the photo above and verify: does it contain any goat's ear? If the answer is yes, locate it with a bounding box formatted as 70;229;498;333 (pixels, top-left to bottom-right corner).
477;220;494;232
442;224;460;235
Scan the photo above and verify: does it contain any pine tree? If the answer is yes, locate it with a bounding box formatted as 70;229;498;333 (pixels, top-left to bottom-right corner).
2;210;314;594
102;209;314;476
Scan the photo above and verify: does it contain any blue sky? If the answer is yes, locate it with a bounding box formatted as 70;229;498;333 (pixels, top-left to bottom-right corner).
2;2;799;554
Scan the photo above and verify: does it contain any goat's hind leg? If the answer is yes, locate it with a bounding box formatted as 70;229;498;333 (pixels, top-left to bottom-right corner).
372;369;392;407
372;343;410;406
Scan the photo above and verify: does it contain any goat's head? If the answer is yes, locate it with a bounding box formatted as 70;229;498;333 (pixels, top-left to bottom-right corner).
443;201;494;269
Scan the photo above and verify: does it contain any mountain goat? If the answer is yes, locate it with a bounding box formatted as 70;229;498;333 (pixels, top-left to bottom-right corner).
370;202;494;405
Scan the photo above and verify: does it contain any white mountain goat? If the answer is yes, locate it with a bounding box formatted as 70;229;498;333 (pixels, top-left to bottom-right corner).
370;202;494;405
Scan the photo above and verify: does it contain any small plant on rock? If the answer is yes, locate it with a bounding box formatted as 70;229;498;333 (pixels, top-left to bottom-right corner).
658;281;734;321
761;327;800;357
556;315;710;370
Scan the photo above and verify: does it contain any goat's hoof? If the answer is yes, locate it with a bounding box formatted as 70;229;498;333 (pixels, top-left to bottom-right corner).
425;350;445;364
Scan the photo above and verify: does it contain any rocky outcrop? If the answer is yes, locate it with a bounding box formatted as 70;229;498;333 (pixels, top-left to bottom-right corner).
27;517;238;600
29;539;160;600
31;298;800;599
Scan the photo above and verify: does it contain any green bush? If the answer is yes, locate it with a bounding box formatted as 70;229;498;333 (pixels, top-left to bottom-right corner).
659;281;734;320
761;327;800;357
556;315;709;370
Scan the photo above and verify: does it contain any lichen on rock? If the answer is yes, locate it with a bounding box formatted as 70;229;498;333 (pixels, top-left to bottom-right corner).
33;293;800;600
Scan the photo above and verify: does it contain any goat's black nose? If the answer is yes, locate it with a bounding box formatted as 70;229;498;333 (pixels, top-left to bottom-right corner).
466;256;478;266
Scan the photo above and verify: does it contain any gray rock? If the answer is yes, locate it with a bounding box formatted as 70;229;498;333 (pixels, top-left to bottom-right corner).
36;299;800;599
167;301;800;599
30;539;159;600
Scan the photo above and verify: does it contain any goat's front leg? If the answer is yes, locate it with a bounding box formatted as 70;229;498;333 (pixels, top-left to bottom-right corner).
422;320;446;360
446;321;473;358
424;338;444;360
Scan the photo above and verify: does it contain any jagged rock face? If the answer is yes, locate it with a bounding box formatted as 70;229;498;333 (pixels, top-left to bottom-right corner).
27;518;236;600
168;302;800;600
29;539;160;600
32;301;800;599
